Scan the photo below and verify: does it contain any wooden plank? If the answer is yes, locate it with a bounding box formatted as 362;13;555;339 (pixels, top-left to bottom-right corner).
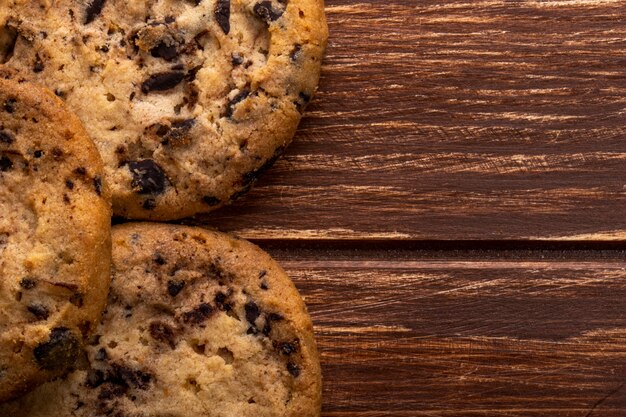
272;249;626;416
196;0;626;241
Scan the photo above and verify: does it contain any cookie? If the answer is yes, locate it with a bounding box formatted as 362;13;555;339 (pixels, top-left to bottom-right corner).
0;0;328;220
0;69;112;401
0;223;321;416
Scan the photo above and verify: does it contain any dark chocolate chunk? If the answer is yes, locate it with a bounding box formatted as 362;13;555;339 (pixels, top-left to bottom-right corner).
245;301;261;325
237;145;286;194
295;91;311;113
20;277;36;289
65;179;75;190
27;303;49;320
275;340;299;355
0;156;12;172
93;176;103;196
202;196;220;206
253;1;284;22
287;362;301;377
70;292;84;307
34;150;43;158
0;130;15;144
141;71;185;93
95;347;108;361
290;44;302;61
215;0;230;34
268;312;284;322
86;368;104;388
33;54;44;73
231;53;243;66
98;384;125;400
142;198;157;210
73;167;87;176
107;363;152;390
128;159;167;194
150;42;178;61
167;280;185;297
262;321;272;336
160;118;195;146
149;321;177;349
182;303;214;324
3;98;16;113
85;0;106;24
224;89;250;118
33;327;80;371
154;254;166;265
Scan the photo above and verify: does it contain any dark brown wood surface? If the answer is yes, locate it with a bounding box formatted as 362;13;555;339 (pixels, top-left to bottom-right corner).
274;247;626;416
198;0;626;241
197;0;626;415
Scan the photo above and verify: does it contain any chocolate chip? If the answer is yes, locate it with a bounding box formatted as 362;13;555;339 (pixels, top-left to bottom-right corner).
107;363;152;390
160;119;195;146
128;159;167;194
85;0;106;24
98;384;125;400
33;54;44;73
3;98;16;113
51;147;63;159
231;54;243;66
149;321;177;349
236;145;286;195
65;179;75;190
95;347;108;361
214;291;231;311
141;71;185;93
295;91;311;113
290;44;302;62
73;167;87;176
262;321;272;336
93;176;103;196
27;303;49;320
182;303;214;324
150;42;178;61
245;301;261;325
287;362;301;377
0;131;15;144
167;280;185;297
33;327;80;371
0;156;12;172
253;1;284;22
202;196;220;206
275;340;299;355
142;198;156;210
70;293;84;307
86;368;104;388
224;89;250;118
154;254;166;265
215;0;230;34
34;150;43;158
20;277;36;289
268;313;284;322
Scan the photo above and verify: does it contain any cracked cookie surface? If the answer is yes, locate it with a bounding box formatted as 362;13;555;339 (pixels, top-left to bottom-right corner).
0;70;111;401
0;0;327;220
0;223;321;417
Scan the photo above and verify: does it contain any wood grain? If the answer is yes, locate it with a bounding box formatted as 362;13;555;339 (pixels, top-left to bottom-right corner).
196;0;626;241
274;249;626;416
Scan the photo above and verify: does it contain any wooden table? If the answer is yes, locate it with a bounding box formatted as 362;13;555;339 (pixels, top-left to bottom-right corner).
196;1;626;415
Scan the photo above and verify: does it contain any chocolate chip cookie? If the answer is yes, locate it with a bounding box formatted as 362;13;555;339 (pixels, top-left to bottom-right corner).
0;0;327;220
0;69;112;401
0;223;321;416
